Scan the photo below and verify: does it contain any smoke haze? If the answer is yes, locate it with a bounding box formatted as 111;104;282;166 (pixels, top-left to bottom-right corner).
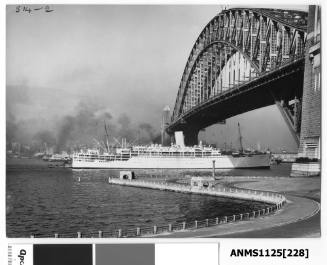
7;98;160;152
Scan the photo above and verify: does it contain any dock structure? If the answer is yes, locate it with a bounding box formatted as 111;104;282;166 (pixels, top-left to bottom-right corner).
108;178;286;205
31;176;288;238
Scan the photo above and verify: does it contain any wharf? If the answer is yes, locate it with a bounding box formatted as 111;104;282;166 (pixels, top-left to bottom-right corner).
30;176;319;238
108;178;286;205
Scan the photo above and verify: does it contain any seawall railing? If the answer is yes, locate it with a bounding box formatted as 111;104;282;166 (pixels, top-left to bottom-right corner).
108;178;285;205
30;177;287;238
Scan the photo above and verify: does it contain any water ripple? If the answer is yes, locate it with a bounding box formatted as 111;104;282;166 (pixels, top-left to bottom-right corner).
6;162;291;237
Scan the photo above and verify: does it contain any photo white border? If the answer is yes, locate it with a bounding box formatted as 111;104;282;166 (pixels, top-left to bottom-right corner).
1;0;325;264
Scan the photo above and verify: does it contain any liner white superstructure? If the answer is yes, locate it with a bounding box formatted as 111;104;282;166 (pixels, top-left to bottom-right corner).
72;145;271;169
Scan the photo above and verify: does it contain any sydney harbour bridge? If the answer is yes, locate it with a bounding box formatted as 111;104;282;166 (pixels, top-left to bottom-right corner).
166;8;310;147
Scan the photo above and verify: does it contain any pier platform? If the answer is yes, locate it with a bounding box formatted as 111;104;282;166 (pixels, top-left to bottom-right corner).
108;178;286;205
30;175;320;238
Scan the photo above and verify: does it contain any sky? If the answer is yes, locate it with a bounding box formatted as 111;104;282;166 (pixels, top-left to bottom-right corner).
6;5;307;152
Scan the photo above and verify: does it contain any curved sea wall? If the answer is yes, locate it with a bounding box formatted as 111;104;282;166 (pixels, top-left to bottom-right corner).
30;178;287;238
108;178;285;205
98;178;287;238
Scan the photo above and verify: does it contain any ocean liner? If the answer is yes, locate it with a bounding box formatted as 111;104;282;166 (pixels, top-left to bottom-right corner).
72;131;271;169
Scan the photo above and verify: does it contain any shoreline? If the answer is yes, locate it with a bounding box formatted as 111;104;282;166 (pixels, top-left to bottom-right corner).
151;194;320;238
107;175;320;238
23;174;320;238
151;176;321;238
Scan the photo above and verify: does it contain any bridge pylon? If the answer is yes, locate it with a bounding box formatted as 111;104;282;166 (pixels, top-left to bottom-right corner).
291;5;321;177
183;127;200;146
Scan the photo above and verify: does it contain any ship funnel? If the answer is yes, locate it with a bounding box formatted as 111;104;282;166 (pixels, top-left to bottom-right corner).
175;131;185;147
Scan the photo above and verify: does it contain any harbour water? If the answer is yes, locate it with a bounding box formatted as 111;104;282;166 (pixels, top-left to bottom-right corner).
6;158;292;237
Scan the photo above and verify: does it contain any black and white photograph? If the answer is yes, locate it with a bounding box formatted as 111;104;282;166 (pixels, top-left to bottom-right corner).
6;4;321;239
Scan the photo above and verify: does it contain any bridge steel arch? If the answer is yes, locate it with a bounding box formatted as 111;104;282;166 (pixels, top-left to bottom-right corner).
167;8;308;146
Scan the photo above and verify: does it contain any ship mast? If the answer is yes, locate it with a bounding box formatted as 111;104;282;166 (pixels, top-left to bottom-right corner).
104;121;110;153
238;122;244;153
